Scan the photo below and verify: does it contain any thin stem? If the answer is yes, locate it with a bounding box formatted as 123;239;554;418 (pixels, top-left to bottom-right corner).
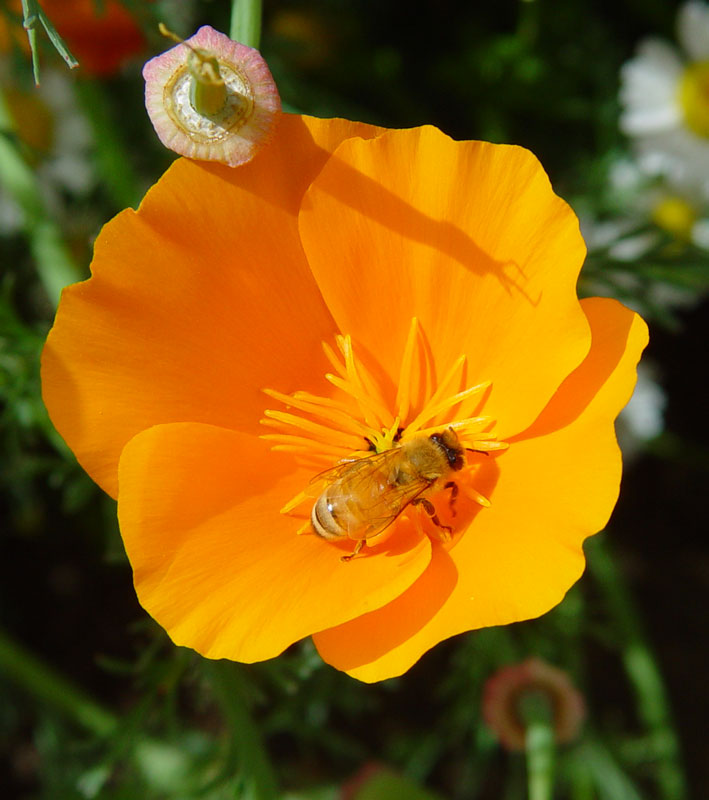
205;661;279;800
576;738;643;800
0;627;117;736
230;0;262;49
521;692;555;800
0;87;83;305
586;536;687;800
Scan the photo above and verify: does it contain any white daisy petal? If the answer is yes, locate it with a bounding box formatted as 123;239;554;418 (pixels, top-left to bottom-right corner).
620;105;682;135
677;1;709;61
619;40;683;135
635;128;709;197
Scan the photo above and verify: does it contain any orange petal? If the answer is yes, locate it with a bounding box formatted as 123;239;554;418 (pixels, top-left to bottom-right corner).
298;126;590;437
313;298;648;681
117;423;431;662
42;115;381;498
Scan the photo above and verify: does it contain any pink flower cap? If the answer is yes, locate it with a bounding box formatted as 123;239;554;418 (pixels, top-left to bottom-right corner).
482;657;586;751
143;25;281;167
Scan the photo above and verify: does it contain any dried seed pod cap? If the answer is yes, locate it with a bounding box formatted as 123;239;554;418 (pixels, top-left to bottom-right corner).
482;657;586;751
143;25;281;167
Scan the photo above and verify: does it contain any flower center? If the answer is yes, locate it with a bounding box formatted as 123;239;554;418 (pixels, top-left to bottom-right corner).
163;60;254;143
679;60;709;139
651;194;697;240
260;319;507;554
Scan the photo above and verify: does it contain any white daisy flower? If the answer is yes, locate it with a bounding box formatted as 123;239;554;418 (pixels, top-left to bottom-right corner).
620;2;709;198
584;156;709;259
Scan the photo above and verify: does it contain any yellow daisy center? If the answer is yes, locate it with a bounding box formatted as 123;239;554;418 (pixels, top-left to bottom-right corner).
679;60;709;138
651;194;697;240
260;318;508;547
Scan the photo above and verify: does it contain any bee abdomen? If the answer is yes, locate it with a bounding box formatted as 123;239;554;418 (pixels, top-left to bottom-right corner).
311;494;345;540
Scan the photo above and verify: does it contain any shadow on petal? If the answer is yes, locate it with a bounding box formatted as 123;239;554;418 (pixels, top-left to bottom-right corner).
313;544;459;672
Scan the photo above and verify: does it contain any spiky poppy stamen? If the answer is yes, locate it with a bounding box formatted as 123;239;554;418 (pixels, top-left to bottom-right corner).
260;321;508;538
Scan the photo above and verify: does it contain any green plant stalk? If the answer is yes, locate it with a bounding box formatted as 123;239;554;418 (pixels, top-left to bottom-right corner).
576;738;643;800
73;79;143;210
521;692;555;800
230;0;262;49
21;0;78;83
0;88;82;306
205;661;279;800
20;0;40;84
586;536;687;800
0;627;117;736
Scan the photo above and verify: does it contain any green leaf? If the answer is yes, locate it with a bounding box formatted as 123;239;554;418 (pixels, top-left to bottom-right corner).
21;0;78;83
349;767;445;800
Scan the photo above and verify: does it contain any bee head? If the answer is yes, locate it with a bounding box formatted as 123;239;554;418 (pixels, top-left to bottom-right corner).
430;428;465;471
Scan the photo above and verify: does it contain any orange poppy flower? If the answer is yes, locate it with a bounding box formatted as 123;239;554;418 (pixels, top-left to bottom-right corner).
41;114;648;682
2;0;144;76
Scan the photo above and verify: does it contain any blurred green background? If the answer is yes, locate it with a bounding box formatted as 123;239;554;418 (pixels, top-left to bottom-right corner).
1;1;707;798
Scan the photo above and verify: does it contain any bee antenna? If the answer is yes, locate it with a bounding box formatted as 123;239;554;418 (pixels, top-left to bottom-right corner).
465;447;490;457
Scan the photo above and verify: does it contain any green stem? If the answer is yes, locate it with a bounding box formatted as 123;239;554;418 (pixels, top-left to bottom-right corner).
230;0;262;49
0;627;117;736
205;661;279;800
521;693;555;800
576;738;643;800
0;87;83;306
73;79;142;210
586;537;687;800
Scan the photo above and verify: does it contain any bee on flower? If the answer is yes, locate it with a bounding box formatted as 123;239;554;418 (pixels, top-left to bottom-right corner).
42;116;647;682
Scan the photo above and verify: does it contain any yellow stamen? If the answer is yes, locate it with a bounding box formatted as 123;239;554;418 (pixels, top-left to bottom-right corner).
401;354;465;435
338;334;392;429
465;439;509;452
261;409;362;449
414;415;491;439
461;483;492;508
260;434;348;458
322;340;348;378
422;382;493;427
325;373;387;430
296;520;314;535
369;418;402;454
280;490;311;514
262;388;371;437
261;321;508;540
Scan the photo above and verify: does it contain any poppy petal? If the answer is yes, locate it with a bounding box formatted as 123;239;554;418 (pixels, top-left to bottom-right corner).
298;126;590;438
118;423;432;662
41;115;381;498
313;298;648;681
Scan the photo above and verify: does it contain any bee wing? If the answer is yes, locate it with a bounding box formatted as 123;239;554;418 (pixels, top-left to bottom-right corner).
355;476;432;539
309;449;400;486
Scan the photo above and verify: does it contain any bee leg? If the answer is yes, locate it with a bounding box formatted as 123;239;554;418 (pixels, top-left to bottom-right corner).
412;497;452;541
341;539;365;562
443;481;459;517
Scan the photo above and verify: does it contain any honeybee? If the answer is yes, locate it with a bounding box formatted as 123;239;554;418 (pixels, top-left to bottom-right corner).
311;428;467;561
